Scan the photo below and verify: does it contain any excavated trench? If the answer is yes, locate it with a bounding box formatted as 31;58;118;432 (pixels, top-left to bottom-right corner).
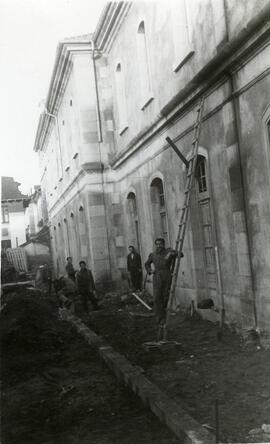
1;289;179;444
2;288;270;443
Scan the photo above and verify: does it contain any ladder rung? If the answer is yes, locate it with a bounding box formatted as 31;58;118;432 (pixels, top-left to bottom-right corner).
169;98;204;307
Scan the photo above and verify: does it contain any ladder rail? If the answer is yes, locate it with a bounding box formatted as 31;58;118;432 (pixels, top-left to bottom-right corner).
164;98;205;334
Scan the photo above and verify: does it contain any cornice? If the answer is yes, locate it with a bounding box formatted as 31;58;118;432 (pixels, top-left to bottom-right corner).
94;2;132;52
111;9;270;169
33;41;92;153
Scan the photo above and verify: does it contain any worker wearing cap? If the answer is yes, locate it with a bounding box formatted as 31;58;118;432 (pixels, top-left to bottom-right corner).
145;238;181;325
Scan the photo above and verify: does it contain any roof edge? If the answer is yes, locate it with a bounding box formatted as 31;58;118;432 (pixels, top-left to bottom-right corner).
33;40;92;153
94;2;132;52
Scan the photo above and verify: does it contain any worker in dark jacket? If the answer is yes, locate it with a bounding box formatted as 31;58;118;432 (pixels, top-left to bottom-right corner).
65;257;76;281
145;238;181;325
75;261;99;312
127;246;142;291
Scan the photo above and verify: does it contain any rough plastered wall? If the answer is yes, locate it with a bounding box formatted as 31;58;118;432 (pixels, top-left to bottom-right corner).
225;0;270;40
111;62;270;330
236;74;270;330
106;0;226;157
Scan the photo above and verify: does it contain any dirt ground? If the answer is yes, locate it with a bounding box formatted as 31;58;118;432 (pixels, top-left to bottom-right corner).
84;292;270;444
0;289;179;444
1;288;270;444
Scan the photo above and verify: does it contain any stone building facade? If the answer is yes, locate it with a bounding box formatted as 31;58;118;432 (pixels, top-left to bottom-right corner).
34;1;270;332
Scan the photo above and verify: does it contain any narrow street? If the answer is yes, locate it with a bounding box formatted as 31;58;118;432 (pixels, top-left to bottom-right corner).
1;288;179;444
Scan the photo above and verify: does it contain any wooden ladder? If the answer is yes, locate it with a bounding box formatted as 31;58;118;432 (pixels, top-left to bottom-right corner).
161;97;205;341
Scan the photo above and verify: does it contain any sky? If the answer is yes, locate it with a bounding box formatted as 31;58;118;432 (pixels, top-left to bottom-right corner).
0;0;106;194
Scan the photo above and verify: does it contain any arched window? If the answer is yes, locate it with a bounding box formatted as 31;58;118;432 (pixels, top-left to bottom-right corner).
78;204;87;259
137;21;153;109
196;156;208;194
127;192;141;252
69;211;79;265
63;217;70;255
194;155;217;292
127;192;137;217
56;221;65;271
150;178;169;245
115;63;128;134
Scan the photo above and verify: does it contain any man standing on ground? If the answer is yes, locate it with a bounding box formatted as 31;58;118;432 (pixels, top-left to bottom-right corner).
75;261;99;313
65;257;76;281
145;238;181;326
127;245;142;291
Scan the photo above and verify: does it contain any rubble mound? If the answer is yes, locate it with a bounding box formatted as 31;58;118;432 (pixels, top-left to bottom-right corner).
1;289;75;385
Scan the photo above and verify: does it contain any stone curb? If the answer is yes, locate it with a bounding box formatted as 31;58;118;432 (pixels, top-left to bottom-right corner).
68;314;215;444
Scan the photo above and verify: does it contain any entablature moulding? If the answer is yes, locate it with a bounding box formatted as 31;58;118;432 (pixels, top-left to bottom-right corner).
34;42;93;154
110;16;270;170
47;169;113;218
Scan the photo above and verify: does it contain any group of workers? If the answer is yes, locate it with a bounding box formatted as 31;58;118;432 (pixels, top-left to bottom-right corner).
58;237;181;325
56;259;100;313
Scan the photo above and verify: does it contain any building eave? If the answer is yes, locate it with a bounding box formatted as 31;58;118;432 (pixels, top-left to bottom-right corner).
110;5;270;169
33;39;93;153
93;1;132;52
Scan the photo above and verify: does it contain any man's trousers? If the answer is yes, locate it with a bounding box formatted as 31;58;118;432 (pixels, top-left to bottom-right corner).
153;270;172;324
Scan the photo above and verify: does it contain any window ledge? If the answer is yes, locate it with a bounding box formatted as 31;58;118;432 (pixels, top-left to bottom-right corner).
141;95;154;111
119;125;128;136
173;50;195;73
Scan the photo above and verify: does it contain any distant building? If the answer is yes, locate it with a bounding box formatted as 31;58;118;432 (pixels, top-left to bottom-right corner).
25;185;50;247
1;176;30;249
34;2;270;334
